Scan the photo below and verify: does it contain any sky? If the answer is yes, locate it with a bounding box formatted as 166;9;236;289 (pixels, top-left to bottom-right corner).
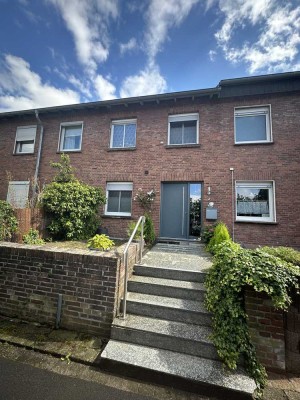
0;0;299;112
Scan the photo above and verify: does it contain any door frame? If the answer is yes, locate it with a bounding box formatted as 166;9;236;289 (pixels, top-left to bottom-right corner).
159;181;203;240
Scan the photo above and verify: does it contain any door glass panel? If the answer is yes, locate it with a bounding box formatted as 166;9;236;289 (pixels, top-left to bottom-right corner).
189;183;201;237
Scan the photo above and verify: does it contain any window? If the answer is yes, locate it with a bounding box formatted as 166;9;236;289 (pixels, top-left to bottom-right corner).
235;106;271;144
14;126;36;154
105;182;133;216
110;120;136;148
236;181;275;222
7;181;30;208
59;122;83;151
168;114;199;145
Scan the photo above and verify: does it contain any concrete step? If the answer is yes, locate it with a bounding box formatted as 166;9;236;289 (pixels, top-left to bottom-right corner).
101;341;255;400
134;264;206;283
128;275;205;300
111;315;218;360
123;292;211;326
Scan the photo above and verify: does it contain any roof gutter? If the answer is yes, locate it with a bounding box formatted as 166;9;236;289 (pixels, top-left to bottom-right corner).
0;87;220;119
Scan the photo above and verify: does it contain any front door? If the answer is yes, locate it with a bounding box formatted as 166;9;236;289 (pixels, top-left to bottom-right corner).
160;182;201;239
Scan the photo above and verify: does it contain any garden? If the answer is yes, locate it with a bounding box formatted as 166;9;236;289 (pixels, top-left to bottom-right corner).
0;154;156;252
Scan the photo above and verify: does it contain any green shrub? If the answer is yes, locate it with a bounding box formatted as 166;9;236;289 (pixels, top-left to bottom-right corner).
87;234;114;251
127;220;142;240
205;241;300;397
206;222;231;253
0;200;18;241
127;214;156;245
260;246;300;266
144;213;156;245
40;155;106;240
23;228;45;245
201;224;216;244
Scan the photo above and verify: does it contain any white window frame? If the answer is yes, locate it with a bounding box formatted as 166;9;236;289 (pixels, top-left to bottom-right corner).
14;125;37;154
105;182;133;217
58;121;83;152
234;105;272;144
110;119;137;149
168;113;199;145
7;181;30;209
235;181;276;223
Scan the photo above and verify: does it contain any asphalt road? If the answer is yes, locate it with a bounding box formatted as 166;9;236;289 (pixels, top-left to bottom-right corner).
0;356;153;400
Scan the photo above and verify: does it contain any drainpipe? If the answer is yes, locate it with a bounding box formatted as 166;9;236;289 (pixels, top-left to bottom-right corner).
230;168;235;241
34;110;44;194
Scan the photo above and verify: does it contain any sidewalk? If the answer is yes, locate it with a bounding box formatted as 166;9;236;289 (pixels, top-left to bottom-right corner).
0;315;299;399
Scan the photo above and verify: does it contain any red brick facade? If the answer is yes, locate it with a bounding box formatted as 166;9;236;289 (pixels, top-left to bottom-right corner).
0;73;299;248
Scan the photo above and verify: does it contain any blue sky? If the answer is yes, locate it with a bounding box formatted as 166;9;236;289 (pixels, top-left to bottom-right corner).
0;0;299;112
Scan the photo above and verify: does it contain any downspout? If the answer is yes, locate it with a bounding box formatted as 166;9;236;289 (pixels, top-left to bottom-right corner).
230;167;235;241
34;110;44;194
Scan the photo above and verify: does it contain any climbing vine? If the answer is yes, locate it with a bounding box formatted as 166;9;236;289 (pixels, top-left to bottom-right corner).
205;240;300;398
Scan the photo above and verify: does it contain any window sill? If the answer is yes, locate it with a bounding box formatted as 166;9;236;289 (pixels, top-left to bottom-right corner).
235;220;278;225
107;147;136;152
102;215;133;219
165;144;200;149
234;141;274;146
13;152;35;156
57;150;82;154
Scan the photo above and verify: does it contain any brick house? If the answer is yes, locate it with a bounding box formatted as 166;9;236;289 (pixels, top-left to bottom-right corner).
0;71;299;248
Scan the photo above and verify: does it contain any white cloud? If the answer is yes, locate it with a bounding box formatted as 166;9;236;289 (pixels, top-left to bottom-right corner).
0;54;80;112
214;0;300;73
94;75;116;100
120;0;198;98
120;66;167;98
48;0;118;73
120;38;138;55
146;0;199;64
209;50;217;62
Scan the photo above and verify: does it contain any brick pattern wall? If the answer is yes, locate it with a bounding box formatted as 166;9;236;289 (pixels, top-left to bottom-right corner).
245;288;286;371
1;91;300;247
0;242;139;338
285;290;300;373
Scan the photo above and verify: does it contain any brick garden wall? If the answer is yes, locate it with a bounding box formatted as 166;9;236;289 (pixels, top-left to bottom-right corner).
285;290;300;373
0;242;140;338
245;288;286;372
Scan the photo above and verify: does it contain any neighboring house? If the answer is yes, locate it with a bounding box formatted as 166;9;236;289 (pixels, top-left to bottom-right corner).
0;72;299;248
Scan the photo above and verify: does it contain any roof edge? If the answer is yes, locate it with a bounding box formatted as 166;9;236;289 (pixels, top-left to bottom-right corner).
0;87;220;119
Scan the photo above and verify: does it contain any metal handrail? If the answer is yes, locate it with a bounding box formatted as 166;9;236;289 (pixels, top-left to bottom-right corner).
122;215;145;319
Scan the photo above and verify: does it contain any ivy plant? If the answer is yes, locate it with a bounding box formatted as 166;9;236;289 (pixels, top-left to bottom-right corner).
41;155;106;240
0;200;18;241
205;240;300;398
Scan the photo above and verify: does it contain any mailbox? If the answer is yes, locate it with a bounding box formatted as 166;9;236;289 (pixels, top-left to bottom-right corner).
206;208;218;220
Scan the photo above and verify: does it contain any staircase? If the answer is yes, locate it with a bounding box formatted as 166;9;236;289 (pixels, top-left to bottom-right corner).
101;243;255;399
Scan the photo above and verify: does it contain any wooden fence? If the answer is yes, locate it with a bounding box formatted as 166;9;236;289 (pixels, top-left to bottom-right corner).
13;208;46;243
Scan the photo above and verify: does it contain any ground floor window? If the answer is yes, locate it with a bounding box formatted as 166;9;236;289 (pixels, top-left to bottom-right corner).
105;182;133;216
236;181;275;222
7;181;30;208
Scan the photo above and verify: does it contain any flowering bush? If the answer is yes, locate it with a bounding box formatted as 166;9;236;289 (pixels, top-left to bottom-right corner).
134;188;157;211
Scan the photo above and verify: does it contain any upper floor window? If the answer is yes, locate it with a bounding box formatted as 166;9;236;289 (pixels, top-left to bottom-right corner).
7;181;30;208
236;181;275;223
59;122;83;151
168;113;199;145
14;126;36;154
110;119;136;149
105;182;133;216
235;106;271;144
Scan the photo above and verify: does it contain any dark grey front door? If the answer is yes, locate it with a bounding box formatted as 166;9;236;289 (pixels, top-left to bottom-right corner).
160;182;202;239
